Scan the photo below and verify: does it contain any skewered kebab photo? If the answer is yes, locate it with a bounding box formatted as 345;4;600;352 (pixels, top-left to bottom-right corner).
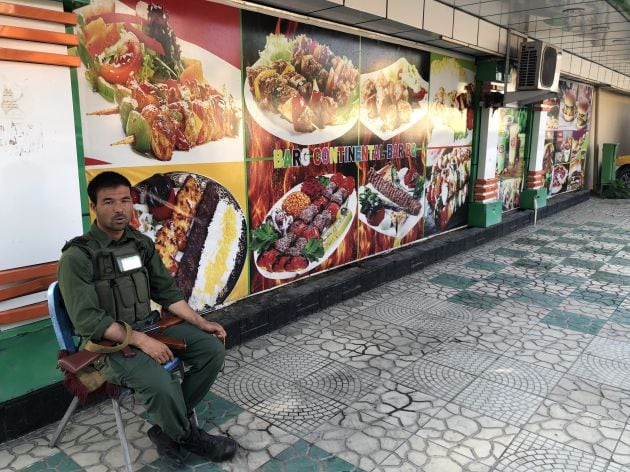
76;1;242;163
241;16;360;146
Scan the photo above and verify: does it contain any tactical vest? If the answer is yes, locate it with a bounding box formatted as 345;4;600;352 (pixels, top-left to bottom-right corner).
62;232;153;326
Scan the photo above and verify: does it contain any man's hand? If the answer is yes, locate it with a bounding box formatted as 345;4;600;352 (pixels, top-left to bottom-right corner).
200;320;227;340
134;332;174;364
167;300;227;341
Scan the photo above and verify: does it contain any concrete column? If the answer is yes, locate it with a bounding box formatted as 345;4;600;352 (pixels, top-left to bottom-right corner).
521;104;550;209
469;107;502;227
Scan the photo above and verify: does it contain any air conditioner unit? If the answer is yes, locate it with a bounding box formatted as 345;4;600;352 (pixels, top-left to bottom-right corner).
517;41;561;92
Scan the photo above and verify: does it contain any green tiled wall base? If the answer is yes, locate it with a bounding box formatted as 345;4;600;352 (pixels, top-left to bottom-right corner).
521;187;548;210
0;321;62;403
468;201;502;228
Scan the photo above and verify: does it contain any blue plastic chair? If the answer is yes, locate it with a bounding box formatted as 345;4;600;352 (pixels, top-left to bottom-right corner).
47;281;186;472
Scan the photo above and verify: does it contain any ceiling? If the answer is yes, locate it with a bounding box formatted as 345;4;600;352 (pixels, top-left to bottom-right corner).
246;0;630;82
451;0;630;76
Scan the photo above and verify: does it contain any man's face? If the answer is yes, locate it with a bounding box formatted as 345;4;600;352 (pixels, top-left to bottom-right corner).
91;185;133;238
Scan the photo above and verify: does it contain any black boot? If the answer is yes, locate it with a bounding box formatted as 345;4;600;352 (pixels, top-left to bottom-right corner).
179;424;238;462
147;425;186;469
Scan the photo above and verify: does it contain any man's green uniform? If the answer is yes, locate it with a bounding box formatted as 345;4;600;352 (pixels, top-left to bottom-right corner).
57;222;225;442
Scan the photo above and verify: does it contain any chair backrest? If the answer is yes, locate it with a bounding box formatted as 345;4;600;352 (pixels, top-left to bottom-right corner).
47;281;78;353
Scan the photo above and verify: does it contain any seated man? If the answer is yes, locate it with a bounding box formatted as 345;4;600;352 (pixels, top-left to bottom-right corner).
58;171;237;468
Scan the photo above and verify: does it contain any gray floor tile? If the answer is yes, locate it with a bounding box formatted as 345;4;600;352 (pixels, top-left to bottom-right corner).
327;313;446;358
393;359;475;401
547;374;630;423
524;399;624;459
570;354;630;390
209;411;299;472
481;356;563;397
349;380;446;434
305;408;414;471
494;431;610;471
504;325;593;372
299;330;415;380
376;436;490;472
416;402;518;466
420;342;499;375
453;377;544;426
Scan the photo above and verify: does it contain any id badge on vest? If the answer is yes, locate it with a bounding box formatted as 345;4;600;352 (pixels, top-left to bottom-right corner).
116;253;142;272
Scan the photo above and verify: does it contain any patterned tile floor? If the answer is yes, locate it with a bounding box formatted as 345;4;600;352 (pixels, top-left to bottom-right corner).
2;197;630;471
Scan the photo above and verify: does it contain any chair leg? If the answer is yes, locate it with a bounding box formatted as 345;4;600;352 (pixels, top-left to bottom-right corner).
190;408;199;427
49;396;81;447
112;398;134;472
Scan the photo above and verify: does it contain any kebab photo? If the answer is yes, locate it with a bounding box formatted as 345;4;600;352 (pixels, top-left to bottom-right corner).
77;1;241;161
425;147;471;232
245;33;359;136
360;58;428;139
253;172;356;279
130;172;247;310
358;164;424;239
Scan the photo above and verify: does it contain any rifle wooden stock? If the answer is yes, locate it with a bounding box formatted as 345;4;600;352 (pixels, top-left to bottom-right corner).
57;324;186;374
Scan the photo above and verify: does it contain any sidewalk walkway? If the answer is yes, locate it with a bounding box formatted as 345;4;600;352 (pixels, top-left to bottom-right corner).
2;197;630;472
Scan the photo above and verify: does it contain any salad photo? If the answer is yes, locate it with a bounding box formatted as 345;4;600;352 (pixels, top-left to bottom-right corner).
252;172;356;279
75;0;242;164
243;30;360;145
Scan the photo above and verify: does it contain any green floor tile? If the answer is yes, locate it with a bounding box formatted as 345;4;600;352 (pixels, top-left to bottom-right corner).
592;271;630;286
194;392;243;429
514;290;565;308
513;259;556;271
596;236;627;245
583;246;618;256
22;452;83;472
611;307;630;325
535;229;565;237
541;272;586;286
465;259;506;272
548;222;580;228
570;288;625;307
486;273;533;287
492;247;529;258
514;237;548;246
555;237;586;246
573;228;605;236
138;452;223;471
257;439;365;472
541;309;605;335
562;258;605;271
608;257;630;267
582;222;616;228
449;290;504;311
430;273;477;290
537;246;574;258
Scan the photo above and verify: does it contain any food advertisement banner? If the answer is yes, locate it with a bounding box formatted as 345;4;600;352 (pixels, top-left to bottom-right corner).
72;0;478;307
495;108;528;212
75;0;242;167
242;10;360;160
86;163;249;311
423;55;475;236
248;161;357;293
544;80;593;197
358;39;429;257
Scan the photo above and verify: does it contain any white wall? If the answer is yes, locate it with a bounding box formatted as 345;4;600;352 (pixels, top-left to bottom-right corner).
596;90;630;157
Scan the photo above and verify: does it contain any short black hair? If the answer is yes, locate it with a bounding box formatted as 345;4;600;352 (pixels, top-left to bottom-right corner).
87;171;132;204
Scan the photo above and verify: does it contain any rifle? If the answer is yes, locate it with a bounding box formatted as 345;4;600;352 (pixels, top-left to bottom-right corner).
57;315;185;374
